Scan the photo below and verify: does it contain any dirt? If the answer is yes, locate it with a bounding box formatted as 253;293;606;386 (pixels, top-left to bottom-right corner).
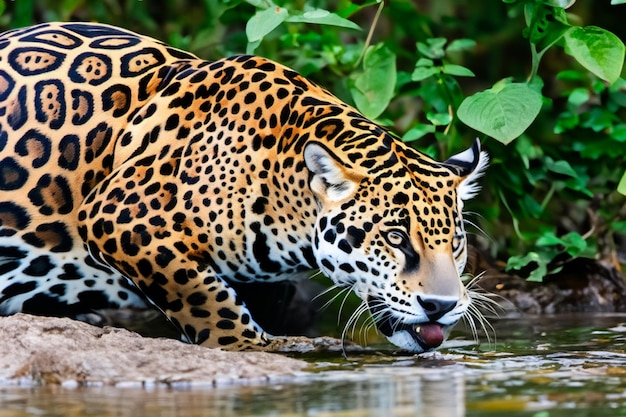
0;314;310;387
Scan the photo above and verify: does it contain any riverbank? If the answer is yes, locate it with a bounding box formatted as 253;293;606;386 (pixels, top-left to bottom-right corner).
0;314;308;387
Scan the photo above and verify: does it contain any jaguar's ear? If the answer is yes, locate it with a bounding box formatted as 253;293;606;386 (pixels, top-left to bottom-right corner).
304;142;358;202
444;138;489;200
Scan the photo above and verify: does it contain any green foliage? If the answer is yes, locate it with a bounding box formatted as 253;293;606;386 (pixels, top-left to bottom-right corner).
243;1;360;54
507;230;590;282
0;0;624;283
563;26;624;84
458;2;625;144
457;81;543;144
455;0;625;279
349;43;396;120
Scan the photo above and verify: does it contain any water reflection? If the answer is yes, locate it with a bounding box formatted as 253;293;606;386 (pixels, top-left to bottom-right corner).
0;367;466;417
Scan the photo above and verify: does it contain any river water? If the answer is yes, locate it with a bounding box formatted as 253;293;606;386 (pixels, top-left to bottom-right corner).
2;313;626;416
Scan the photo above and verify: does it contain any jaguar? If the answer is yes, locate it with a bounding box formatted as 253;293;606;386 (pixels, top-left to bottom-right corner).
0;22;488;352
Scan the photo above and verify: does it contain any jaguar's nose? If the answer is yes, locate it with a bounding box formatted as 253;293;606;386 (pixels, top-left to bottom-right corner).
416;296;457;321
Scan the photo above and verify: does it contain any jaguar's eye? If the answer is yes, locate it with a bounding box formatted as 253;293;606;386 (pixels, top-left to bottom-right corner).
384;230;409;248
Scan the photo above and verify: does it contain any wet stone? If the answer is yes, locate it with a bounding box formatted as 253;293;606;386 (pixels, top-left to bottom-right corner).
0;314;308;386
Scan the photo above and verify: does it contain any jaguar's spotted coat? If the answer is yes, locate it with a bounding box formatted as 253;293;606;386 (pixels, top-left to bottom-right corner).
0;22;487;351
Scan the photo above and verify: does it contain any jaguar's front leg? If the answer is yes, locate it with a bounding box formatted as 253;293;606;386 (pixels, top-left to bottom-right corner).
77;168;269;350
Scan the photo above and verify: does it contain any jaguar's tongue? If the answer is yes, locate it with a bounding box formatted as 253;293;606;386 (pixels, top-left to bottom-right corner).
366;298;446;350
414;323;444;349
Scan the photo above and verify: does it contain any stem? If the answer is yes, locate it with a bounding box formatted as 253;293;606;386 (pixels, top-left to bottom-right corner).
539;182;556;211
527;28;572;82
443;105;454;136
528;42;548;82
499;190;525;241
355;0;384;68
435;72;457;155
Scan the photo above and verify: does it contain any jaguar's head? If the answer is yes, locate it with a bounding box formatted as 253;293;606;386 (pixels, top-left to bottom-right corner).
304;137;488;352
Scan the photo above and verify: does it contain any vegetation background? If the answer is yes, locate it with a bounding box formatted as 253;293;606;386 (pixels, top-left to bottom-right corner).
1;0;625;334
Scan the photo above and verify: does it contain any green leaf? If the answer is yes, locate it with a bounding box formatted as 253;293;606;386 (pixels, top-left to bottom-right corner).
246;6;288;43
402;124;436;142
567;88;590;107
610;125;626;142
411;66;439;82
618;170;626;195
506;252;547;282
556;69;585;81
395;71;413;90
611;0;626;4
442;64;475;77
564;176;594;198
522;194;544;217
545;158;577;177
417;38;447;59
535;232;563;246
554;111;579;133
332;0;379;17
564;26;625;84
515;135;542;169
439;75;465;108
541;0;575;8
581;108;620;132
536;231;587;257
457;82;543;144
575;136;626;159
286;9;360;30
561;232;587;256
527;5;570;51
415;58;434;67
425;112;451;126
350;44;396;119
446;39;476;52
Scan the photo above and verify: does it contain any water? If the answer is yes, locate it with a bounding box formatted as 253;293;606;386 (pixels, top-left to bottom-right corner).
2;313;626;417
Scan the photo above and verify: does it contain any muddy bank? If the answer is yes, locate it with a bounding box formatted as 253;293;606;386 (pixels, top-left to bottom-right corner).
0;314;308;387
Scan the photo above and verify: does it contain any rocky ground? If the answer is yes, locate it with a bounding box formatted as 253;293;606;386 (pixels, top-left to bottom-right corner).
0;314;312;387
